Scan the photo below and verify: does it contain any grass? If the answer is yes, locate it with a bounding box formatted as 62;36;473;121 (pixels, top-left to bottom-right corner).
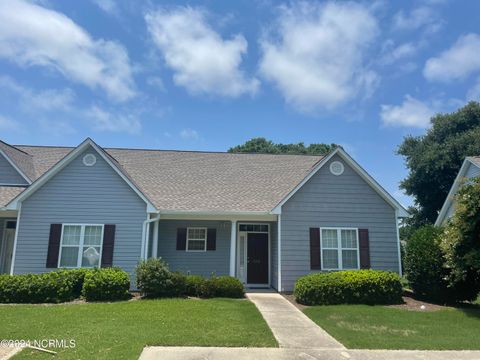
1;298;277;359
304;304;480;350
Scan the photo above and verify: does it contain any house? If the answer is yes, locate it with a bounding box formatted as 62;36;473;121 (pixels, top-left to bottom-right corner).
435;156;480;226
0;138;408;292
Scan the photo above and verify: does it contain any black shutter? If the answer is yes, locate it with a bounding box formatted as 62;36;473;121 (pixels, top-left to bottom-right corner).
46;224;62;268
101;224;116;267
359;229;370;269
310;227;321;270
207;228;216;251
176;228;187;250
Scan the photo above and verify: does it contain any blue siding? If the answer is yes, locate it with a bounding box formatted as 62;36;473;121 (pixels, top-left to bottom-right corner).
280;154;399;292
156;220;230;277
0;154;27;185
13;146;147;283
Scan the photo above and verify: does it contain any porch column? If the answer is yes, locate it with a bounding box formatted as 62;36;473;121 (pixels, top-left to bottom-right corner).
229;220;237;276
152;219;159;258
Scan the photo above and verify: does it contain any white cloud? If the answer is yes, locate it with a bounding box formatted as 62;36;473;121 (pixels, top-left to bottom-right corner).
0;76;74;111
467;77;480;101
424;33;480;82
0;115;19;130
145;7;259;97
91;0;118;16
380;42;417;65
0;0;135;101
259;1;379;112
392;6;443;34
380;95;435;128
86;106;141;134
179;128;199;140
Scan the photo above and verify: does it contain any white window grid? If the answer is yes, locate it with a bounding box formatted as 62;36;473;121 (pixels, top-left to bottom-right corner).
320;227;360;270
58;224;104;268
186;227;207;252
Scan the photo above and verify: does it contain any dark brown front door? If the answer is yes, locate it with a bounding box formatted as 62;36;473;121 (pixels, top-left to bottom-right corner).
247;233;268;284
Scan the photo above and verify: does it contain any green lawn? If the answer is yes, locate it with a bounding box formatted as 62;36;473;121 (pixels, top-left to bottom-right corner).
1;298;277;359
304;305;480;350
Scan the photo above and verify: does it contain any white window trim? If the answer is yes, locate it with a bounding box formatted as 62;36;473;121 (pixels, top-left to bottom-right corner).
320;227;360;271
58;224;104;268
186;227;207;252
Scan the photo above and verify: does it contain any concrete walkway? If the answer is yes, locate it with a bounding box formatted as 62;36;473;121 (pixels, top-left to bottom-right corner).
140;347;480;360
246;292;344;349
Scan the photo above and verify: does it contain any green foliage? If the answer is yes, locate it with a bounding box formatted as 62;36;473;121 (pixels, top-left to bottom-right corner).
293;270;403;305
228;137;336;156
203;276;244;298
135;258;182;298
441;177;480;301
0;269;90;303
397;101;480;225
185;275;207;297
404;225;452;301
82;267;131;302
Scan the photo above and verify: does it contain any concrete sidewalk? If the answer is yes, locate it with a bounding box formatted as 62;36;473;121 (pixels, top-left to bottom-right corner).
246;292;344;349
139;347;480;360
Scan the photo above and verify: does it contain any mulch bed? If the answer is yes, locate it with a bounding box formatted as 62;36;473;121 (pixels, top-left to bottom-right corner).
283;293;452;312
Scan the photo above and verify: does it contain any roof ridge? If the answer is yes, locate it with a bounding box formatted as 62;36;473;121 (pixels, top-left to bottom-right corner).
1;140;32;156
15;144;324;157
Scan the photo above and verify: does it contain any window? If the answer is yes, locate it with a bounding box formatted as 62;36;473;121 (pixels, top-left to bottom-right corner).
320;228;359;270
239;224;269;232
59;224;103;268
186;227;207;252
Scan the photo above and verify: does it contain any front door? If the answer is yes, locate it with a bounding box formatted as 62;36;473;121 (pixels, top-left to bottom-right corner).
247;233;268;284
1;221;16;274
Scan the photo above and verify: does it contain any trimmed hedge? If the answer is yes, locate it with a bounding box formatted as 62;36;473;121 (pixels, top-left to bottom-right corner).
0;269;91;304
294;270;403;305
203;276;244;298
135;259;244;298
185;275;206;297
82;267;131;302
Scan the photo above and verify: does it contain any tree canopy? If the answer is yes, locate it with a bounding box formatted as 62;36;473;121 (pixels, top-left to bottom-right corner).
397;101;480;226
228;137;336;156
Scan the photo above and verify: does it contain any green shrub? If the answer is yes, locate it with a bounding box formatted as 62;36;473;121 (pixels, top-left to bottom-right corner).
404;225;452;302
135;258;185;298
293;270;403;305
185;275;206;297
0;269;91;303
441;178;480;302
82;267;130;302
203;276;244;298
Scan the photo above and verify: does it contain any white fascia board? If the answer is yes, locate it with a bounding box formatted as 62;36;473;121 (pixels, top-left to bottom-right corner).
434;158;478;226
271;147;409;218
0;149;32;185
159;210;277;222
6;138;157;212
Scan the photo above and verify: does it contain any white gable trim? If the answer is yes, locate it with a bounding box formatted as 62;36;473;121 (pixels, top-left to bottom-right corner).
271;147;409;218
435;158;480;226
7;138;157;212
0;149;32;185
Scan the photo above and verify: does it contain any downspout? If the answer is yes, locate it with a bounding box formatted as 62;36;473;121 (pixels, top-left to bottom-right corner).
142;213;160;260
395;210;403;277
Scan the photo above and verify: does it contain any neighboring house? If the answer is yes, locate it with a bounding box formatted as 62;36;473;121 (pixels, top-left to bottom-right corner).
0;138;408;292
435;156;480;226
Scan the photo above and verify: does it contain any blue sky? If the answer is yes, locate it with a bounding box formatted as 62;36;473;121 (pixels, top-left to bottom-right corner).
1;0;480;207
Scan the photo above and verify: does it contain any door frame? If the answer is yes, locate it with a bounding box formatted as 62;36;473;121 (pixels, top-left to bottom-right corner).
236;223;270;288
1;220;16;274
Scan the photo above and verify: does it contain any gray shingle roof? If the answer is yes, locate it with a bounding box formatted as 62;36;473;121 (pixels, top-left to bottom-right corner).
0;141;35;181
0;186;26;207
3;144;323;212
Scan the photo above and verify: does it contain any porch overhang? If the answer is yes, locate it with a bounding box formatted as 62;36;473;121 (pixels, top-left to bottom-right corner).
156;210;277;222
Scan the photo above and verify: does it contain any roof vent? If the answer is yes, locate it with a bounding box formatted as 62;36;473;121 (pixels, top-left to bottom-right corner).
329;161;344;176
83;153;97;167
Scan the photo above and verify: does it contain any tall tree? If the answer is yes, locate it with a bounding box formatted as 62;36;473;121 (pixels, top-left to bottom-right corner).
228;137;336;156
398;101;480;226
